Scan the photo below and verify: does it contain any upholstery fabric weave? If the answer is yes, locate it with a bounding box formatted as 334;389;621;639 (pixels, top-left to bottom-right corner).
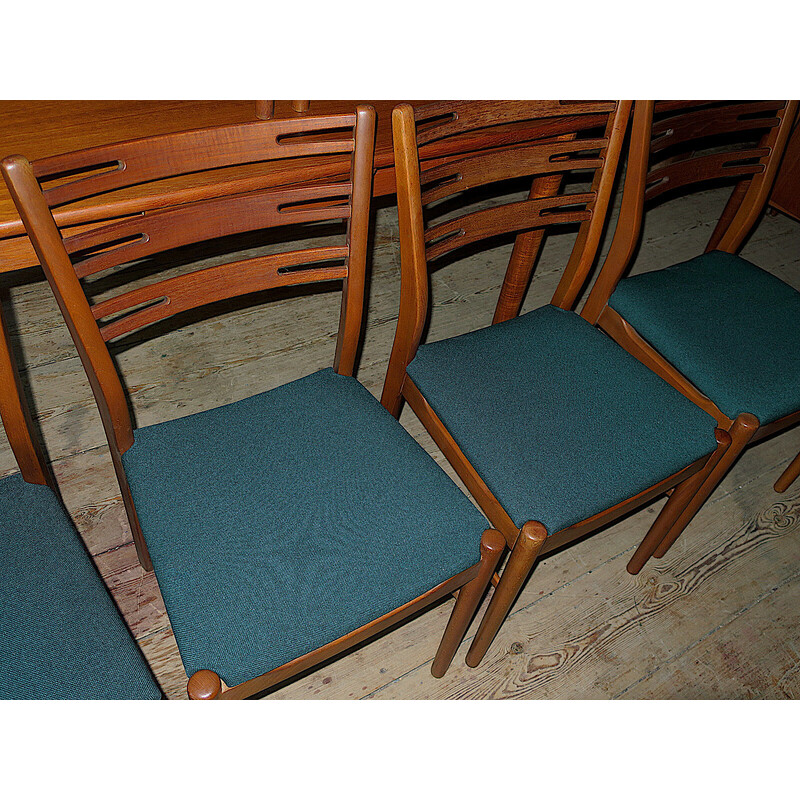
0;474;162;700
122;368;487;688
406;304;719;534
608;250;800;426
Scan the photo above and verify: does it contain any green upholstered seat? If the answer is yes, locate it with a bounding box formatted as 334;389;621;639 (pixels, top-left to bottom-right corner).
607;250;800;426
121;368;487;688
406;304;719;534
0;474;162;700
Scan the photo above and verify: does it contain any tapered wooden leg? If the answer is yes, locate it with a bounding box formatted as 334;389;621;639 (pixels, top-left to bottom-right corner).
627;428;731;574
774;450;800;493
188;669;222;700
493;174;563;325
653;413;760;560
431;529;505;678
706;178;750;252
291;101;310;113
465;521;548;668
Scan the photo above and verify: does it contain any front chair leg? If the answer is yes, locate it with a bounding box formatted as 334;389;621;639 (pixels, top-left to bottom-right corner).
653;413;760;560
431;529;505;678
627;428;731;574
187;669;223;700
465;521;547;668
774;450;800;493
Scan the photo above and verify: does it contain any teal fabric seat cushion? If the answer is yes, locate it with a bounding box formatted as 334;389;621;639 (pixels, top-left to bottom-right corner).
121;368;487;688
608;250;800;425
0;473;162;699
406;304;718;534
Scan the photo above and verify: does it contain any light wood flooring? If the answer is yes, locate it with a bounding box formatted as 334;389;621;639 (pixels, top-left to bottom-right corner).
2;183;799;700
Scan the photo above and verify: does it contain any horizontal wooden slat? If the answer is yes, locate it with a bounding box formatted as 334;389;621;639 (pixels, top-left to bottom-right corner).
424;193;595;261
420;139;606;204
645;149;769;201
414;101;616;146
35;114;357;206
67;183;352;278
94;246;349;341
651;101;785;154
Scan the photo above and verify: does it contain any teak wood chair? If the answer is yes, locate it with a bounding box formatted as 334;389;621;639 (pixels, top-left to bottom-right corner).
582;99;800;573
382;101;730;666
2;106;505;699
0;291;162;699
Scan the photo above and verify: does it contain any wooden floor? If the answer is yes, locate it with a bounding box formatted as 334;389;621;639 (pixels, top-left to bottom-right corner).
2;183;799;700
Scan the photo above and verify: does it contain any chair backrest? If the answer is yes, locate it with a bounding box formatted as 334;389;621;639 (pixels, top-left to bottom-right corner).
581;100;798;323
390;100;632;358
2;107;377;459
0;296;49;486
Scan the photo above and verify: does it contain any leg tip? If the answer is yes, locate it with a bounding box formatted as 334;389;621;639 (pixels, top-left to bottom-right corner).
188;670;222;700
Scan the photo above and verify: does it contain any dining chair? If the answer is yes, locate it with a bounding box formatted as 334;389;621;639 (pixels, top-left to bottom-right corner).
2;106;504;699
581;99;800;573
381;101;730;667
0;290;162;699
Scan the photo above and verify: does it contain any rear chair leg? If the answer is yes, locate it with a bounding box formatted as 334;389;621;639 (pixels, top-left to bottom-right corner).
774;450;800;493
465;521;547;668
431;529;505;678
627;428;731;574
653;413;759;560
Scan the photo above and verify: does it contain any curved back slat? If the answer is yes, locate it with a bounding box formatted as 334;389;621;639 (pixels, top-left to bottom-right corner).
94;248;349;342
414;101;617;146
645;148;769;202
66;183;352;278
651;101;784;153
644;101;793;203
424;193;595;261
420;138;606;205
35;114;357;207
410;102;629;270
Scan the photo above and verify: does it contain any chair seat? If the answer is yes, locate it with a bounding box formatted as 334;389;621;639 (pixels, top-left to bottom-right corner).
121;368;487;688
406;304;719;534
0;474;162;700
608;250;800;426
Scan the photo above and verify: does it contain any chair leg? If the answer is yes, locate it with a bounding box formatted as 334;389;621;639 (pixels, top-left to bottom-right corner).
492;173;563;325
431;529;505;678
187;669;223;700
627;428;731;575
465;521;547;668
774;450;800;493
652;413;760;560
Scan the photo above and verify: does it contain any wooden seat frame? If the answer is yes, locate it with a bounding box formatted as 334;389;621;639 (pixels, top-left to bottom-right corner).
580;99;800;575
2;106;505;699
381;101;730;667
